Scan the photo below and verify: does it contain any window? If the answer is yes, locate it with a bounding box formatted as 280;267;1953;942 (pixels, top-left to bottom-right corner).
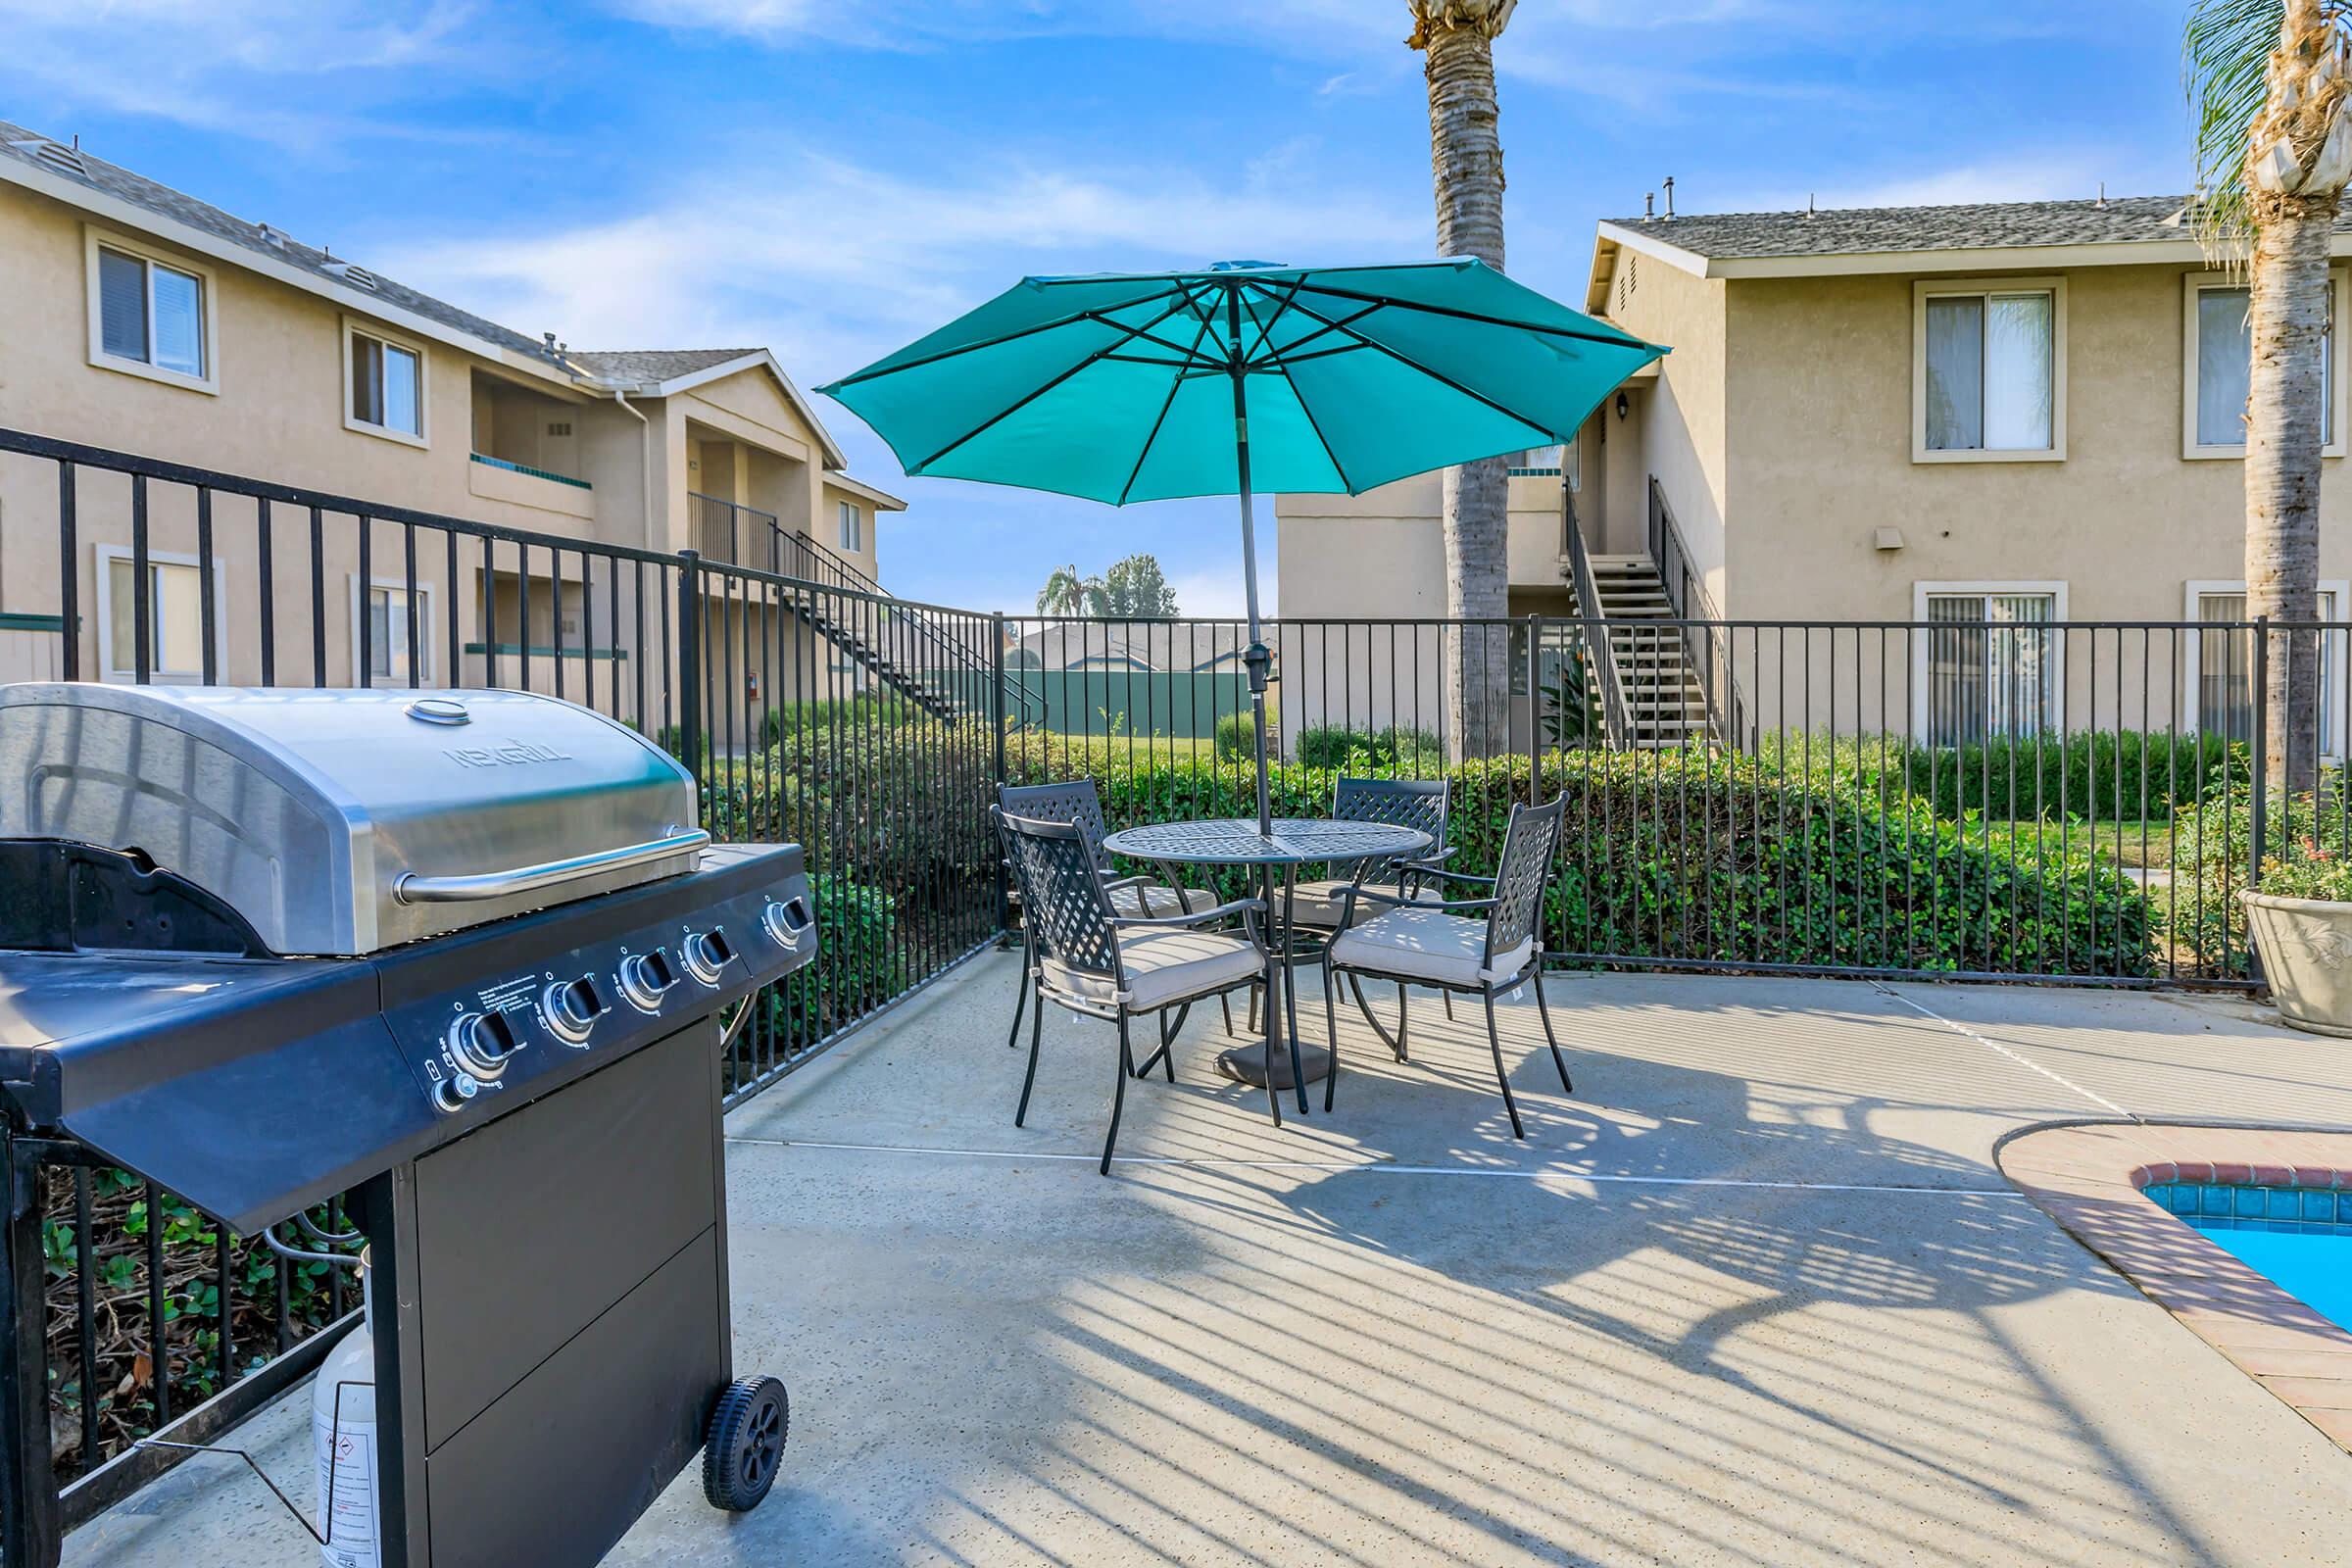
838;500;863;553
94;546;226;683
1914;279;2065;462
1913;583;2065;745
84;232;215;393
348;577;433;684
2184;580;2348;756
345;321;426;444
2182;270;2345;458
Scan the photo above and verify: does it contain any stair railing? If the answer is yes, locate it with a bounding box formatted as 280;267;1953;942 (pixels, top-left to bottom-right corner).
772;524;1044;730
1645;476;1747;749
1560;478;1634;750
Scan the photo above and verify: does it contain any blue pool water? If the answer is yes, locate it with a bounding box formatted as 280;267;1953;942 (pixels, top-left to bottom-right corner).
2143;1182;2352;1333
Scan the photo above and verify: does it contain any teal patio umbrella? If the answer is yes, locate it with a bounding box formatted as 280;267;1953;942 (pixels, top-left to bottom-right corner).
816;258;1666;833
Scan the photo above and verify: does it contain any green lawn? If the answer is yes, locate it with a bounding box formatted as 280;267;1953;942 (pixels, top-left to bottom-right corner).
1973;819;2175;870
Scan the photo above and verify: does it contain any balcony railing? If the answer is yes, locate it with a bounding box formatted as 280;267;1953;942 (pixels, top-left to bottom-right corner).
470;452;591;489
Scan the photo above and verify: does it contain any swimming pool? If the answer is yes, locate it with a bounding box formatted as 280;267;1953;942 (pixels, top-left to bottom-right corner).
2143;1181;2352;1334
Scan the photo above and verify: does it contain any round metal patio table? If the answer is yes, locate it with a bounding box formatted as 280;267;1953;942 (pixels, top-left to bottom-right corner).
1102;816;1430;1109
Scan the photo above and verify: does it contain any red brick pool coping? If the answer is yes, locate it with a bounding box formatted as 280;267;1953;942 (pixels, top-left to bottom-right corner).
1998;1122;2352;1452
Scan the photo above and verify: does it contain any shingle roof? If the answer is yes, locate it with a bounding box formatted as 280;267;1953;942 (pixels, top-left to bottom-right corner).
564;349;762;384
0;119;572;368
1597;195;2312;262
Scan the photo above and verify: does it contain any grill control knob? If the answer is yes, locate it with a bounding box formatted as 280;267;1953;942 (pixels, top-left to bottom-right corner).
680;928;734;987
616;950;681;1013
760;898;813;951
432;1072;479;1113
446;1010;522;1081
539;976;608;1047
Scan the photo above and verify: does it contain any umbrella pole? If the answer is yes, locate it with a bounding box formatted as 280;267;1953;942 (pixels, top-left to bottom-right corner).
1231;363;1273;839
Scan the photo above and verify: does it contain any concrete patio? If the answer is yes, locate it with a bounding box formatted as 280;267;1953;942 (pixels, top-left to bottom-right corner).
72;959;2352;1566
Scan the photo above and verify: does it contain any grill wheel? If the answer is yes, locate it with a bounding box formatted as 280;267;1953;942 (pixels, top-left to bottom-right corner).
703;1375;790;1512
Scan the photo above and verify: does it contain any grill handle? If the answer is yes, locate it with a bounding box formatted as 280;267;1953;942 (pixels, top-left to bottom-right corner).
392;829;711;906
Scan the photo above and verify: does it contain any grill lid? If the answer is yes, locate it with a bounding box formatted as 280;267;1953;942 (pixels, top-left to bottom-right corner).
0;685;703;956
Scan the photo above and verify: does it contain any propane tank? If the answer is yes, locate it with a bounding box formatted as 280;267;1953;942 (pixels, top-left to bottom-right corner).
311;1251;379;1568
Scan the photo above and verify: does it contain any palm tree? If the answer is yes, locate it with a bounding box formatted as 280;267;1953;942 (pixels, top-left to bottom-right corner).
1409;0;1516;759
1035;564;1101;615
2188;0;2352;791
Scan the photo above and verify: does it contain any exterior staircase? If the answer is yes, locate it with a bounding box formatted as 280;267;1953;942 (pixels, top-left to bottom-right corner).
1573;555;1714;749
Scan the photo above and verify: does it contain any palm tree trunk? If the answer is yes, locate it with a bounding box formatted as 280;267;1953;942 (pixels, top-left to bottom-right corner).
1416;8;1513;759
2244;195;2332;796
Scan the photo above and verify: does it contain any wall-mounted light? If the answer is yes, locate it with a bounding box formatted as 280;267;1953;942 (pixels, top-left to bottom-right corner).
1614;391;1630;420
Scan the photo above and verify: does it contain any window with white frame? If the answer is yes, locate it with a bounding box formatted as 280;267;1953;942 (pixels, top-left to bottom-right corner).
2183;270;2343;457
837;500;863;553
1915;585;2063;746
349;577;433;684
95;546;226;683
2185;581;2346;755
346;323;425;442
87;235;213;391
1915;280;2063;460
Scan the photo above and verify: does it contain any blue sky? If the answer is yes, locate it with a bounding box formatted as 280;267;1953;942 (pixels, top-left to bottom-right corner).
1;1;2191;613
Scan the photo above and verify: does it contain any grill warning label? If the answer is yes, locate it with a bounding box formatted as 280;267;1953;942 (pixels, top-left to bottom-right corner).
478;977;537;1014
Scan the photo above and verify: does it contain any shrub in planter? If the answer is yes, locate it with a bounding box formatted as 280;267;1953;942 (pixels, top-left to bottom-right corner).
2164;784;2352;980
2241;850;2352;1036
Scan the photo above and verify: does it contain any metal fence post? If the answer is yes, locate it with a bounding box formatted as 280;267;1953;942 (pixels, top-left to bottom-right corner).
677;550;704;780
2249;615;2270;985
991;612;1009;937
0;1129;62;1568
1526;612;1543;805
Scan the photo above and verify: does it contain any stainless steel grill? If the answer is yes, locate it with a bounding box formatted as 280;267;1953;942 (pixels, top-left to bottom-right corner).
0;683;815;1567
0;684;706;956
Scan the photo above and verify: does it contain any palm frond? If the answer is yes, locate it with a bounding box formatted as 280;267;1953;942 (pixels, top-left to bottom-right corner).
2186;0;2352;264
2187;0;2288;260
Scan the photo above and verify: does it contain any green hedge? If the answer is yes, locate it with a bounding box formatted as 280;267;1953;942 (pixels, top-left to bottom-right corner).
1008;745;2151;978
1765;731;2244;824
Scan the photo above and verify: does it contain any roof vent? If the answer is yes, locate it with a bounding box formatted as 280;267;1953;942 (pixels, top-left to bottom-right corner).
257;222;287;250
9;137;86;178
323;260;379;292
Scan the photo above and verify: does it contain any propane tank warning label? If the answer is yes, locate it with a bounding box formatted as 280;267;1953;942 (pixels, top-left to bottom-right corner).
315;1421;379;1568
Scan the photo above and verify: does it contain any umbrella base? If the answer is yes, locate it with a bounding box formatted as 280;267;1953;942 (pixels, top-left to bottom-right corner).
1215;1041;1333;1091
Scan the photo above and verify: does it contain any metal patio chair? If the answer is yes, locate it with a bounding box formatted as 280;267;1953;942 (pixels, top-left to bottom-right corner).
1322;796;1573;1138
1280;776;1459;1041
994;808;1270;1173
995;780;1229;1054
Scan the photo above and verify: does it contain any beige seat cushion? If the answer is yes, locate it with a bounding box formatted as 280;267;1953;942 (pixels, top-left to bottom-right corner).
1045;926;1262;1012
1283;876;1397;929
1328;905;1532;988
1108;882;1215;919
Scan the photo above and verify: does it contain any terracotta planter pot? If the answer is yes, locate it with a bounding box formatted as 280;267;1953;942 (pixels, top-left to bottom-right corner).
2242;889;2352;1038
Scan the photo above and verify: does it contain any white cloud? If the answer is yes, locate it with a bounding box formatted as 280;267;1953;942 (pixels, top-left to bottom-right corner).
377;146;1425;389
0;0;522;150
1703;150;2182;218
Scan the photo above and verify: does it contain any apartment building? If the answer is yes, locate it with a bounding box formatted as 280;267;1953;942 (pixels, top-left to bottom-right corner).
0;120;903;704
1279;194;2352;747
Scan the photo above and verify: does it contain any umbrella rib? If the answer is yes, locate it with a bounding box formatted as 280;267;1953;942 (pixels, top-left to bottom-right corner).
1248;282;1557;445
1287;279;1655;352
1114;304;1223;506
822;282;1194;390
906;285;1214;473
1082;311;1226;369
1240;297;1382;368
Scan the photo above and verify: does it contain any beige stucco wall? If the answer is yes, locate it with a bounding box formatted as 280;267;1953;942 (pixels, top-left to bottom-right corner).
0;177;893;711
1716;263;2352;734
1276;470;1577;620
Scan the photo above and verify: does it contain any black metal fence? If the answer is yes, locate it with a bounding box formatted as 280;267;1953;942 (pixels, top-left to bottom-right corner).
0;422;2345;1549
0;427;1012;1539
